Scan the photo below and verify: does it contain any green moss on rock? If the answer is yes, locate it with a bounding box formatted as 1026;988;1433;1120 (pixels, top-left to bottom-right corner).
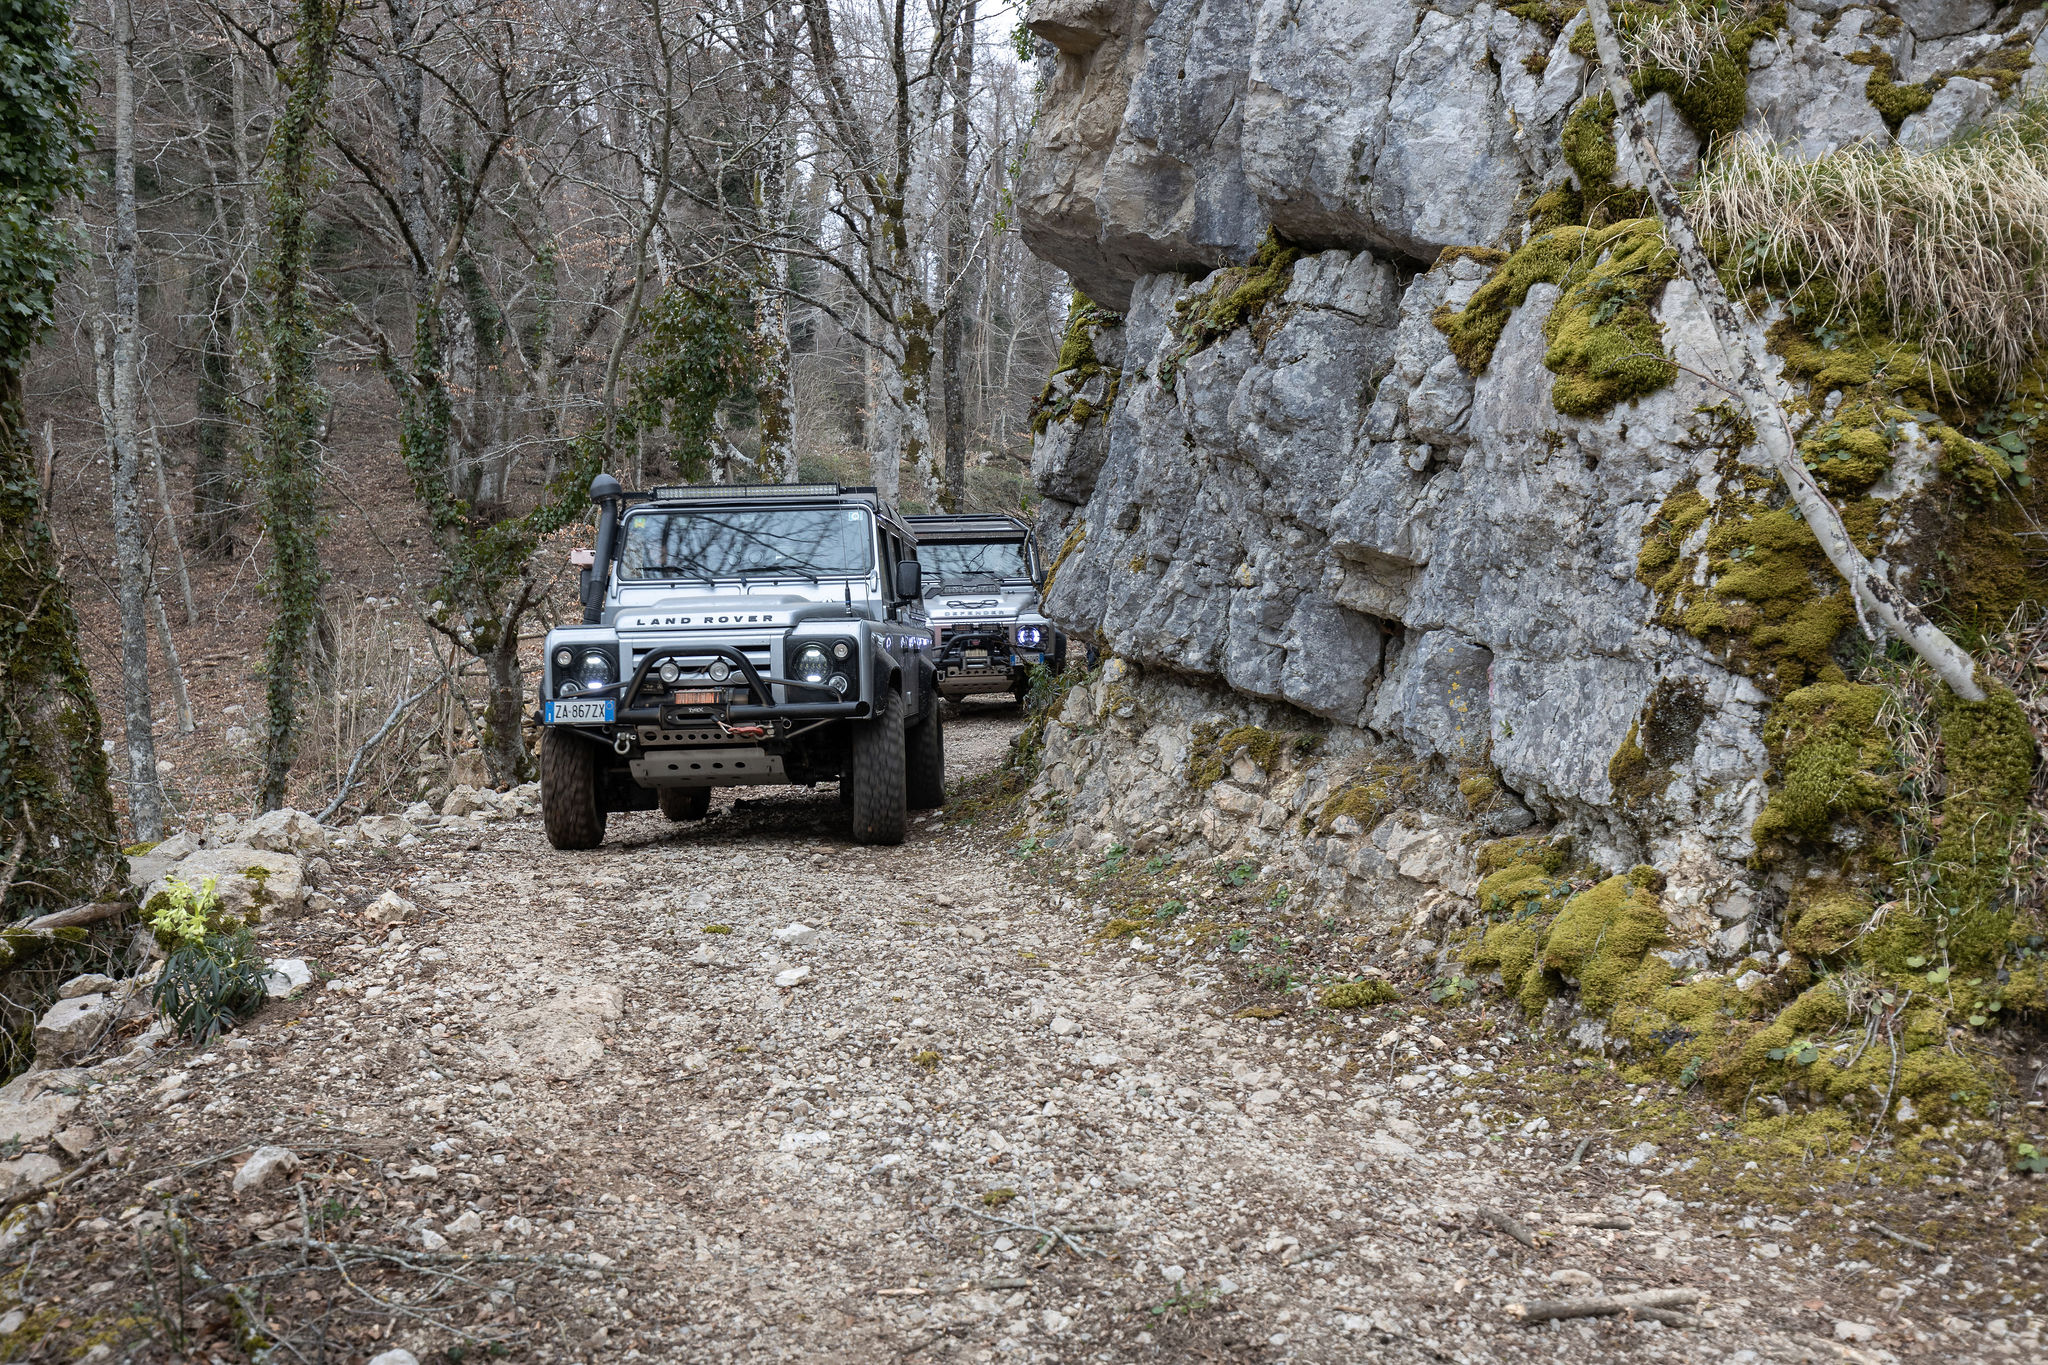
1186;723;1290;790
1783;882;1874;958
1320;978;1400;1009
1752;682;1892;848
1542;875;1669;1014
1435;219;1677;417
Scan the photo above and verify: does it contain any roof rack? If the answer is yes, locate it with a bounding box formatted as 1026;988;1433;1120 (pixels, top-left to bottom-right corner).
902;512;1032;540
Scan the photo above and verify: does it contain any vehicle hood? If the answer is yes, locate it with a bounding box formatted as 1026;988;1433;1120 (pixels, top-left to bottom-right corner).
607;588;878;630
922;585;1040;623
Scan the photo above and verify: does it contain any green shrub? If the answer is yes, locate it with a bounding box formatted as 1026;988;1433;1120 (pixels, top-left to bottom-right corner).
153;929;269;1044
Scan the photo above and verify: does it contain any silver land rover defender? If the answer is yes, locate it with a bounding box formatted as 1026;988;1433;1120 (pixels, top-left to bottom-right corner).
536;476;943;850
904;513;1065;703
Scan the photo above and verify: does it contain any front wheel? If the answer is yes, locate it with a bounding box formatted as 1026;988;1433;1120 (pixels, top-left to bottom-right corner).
540;728;606;850
846;687;907;845
658;786;712;821
906;697;945;810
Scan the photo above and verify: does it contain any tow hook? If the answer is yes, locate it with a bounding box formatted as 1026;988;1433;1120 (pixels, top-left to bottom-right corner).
612;733;635;755
720;721;769;740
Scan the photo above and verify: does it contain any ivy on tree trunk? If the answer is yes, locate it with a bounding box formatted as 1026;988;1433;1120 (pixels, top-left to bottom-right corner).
253;0;346;813
0;0;122;916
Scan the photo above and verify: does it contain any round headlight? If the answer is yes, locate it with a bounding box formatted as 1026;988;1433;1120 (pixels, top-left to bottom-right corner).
828;674;849;694
794;644;831;684
708;659;732;683
831;641;851;660
553;646;575;668
1016;626;1043;647
657;660;681;684
578;649;613;685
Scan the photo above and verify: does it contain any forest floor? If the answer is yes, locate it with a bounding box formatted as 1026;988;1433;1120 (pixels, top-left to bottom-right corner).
2;707;2037;1364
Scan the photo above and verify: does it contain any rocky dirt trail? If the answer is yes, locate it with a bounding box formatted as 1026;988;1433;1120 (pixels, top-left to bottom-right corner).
0;710;2017;1364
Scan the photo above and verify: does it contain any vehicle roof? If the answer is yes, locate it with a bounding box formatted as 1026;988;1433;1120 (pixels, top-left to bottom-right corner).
902;512;1032;543
622;482;918;541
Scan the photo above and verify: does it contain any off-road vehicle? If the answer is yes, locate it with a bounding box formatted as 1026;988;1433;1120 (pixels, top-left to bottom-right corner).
536;476;942;849
904;513;1065;703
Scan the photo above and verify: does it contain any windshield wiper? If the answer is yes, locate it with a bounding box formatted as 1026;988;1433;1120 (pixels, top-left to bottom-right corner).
638;561;717;585
737;561;820;584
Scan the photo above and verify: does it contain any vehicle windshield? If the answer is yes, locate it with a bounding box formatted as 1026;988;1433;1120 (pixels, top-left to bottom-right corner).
617;507;874;581
915;540;1032;588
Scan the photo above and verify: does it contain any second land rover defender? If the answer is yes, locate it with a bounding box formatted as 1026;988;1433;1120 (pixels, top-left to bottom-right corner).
904;513;1065;703
535;476;943;850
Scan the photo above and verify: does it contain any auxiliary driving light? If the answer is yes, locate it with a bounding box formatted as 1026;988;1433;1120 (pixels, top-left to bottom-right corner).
708;659;732;682
658;660;682;684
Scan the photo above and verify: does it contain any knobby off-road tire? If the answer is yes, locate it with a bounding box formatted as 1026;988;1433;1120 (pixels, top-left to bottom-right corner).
658;786;712;821
847;686;907;845
540;729;606;850
906;694;946;810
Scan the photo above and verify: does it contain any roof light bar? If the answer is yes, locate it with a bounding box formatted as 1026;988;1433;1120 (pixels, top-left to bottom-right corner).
648;482;848;501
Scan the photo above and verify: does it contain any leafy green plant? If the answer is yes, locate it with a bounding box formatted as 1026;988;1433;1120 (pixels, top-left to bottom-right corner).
1150;1283;1219;1317
1226;928;1253;953
1429;974;1481;1004
144;874;224;946
2014;1142;2048;1174
1249;964;1295;993
153;928;269;1044
1223;860;1259;887
1766;1038;1821;1066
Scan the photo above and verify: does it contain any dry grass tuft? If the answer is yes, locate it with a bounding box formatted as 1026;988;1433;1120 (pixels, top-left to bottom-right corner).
1686;104;2048;382
1625;0;1767;84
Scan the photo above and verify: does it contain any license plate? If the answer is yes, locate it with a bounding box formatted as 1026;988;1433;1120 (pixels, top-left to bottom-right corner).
672;689;721;706
545;698;613;725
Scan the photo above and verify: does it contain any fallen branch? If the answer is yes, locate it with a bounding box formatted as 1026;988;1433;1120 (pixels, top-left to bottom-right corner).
1583;0;1987;701
1869;1222;1936;1254
1478;1206;1537;1248
17;900;130;931
316;681;440;824
937;1201;1103;1259
1286;1240;1350;1265
1504;1287;1702;1325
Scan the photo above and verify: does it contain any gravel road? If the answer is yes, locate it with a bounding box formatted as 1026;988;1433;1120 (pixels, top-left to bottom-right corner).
9;706;2002;1363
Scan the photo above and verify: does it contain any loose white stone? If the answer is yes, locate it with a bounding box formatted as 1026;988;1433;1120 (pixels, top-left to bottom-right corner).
232;1146;300;1194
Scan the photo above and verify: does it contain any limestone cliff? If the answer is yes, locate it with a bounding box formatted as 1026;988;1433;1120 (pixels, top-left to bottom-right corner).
1014;0;2048;1102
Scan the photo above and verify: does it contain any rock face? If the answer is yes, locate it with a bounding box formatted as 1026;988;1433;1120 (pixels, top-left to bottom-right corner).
1020;1;2048;306
1017;0;2045;963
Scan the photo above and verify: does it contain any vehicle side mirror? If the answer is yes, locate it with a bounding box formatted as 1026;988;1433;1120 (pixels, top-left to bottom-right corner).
894;560;922;599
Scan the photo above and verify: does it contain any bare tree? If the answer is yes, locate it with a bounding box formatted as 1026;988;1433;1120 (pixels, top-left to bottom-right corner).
102;0;166;839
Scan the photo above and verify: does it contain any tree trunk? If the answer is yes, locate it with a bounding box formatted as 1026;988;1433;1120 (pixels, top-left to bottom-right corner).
192;274;239;559
106;0;164;841
940;0;975;511
146;424;197;622
0;0;120;918
1584;0;1985;702
254;0;346;812
481;607;531;787
895;298;938;508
